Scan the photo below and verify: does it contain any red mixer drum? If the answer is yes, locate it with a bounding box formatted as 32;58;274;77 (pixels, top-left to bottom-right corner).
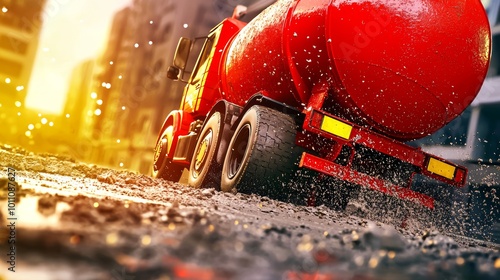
222;0;491;140
326;0;491;140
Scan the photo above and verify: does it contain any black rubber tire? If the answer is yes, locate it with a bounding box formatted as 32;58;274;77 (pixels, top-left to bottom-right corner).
152;125;184;181
188;112;222;189
221;106;304;199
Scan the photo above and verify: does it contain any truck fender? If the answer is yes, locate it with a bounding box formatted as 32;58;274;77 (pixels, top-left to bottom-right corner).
235;93;303;130
204;100;243;165
157;110;192;158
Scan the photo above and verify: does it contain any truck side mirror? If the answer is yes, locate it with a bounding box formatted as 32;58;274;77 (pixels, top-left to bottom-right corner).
167;66;180;80
173;37;192;70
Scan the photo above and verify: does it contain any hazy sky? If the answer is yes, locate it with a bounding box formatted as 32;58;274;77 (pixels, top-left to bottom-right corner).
25;0;131;115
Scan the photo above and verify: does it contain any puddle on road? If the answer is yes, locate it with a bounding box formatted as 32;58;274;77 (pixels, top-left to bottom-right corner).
0;196;70;229
0;259;110;280
20;174;173;206
0;173;181;231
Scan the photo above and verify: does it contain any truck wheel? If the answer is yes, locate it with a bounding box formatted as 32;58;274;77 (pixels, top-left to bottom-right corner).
221;106;303;198
152;125;184;181
188;112;222;189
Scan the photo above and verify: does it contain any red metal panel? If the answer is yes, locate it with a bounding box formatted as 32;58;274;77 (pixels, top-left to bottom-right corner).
221;0;300;107
326;0;491;140
301;108;469;188
349;126;426;167
221;0;490;140
172;110;192;158
304;109;426;166
299;152;435;209
220;0;490;140
284;0;332;104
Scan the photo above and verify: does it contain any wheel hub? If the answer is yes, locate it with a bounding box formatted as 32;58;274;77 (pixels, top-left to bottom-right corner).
194;129;213;174
228;124;250;179
153;137;167;170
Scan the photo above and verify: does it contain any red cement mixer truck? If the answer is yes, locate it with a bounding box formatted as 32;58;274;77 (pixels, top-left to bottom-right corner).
152;0;491;210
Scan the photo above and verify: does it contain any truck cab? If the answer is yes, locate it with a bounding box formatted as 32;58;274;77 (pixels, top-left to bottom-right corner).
153;17;246;180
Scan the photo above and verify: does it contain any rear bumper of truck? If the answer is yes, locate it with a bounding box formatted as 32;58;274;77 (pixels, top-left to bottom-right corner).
298;105;467;210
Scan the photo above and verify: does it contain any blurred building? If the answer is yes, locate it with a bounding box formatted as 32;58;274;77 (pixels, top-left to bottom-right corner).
114;0;225;173
17;58;98;158
81;0;271;173
0;0;47;108
79;6;134;166
0;0;47;145
91;7;132;140
62;59;95;140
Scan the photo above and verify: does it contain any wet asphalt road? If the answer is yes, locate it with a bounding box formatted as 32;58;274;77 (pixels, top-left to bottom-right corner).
0;146;499;280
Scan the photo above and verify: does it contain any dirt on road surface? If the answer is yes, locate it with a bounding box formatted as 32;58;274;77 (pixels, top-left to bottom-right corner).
0;145;499;280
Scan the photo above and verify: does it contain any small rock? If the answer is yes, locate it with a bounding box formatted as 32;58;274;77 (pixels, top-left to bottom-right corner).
202;188;215;197
0;178;21;193
142;211;155;219
125;177;136;184
26;162;45;172
38;195;57;209
173;216;184;223
1;144;12;151
97;172;117;184
0;178;9;190
167;207;180;218
95;201;116;213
